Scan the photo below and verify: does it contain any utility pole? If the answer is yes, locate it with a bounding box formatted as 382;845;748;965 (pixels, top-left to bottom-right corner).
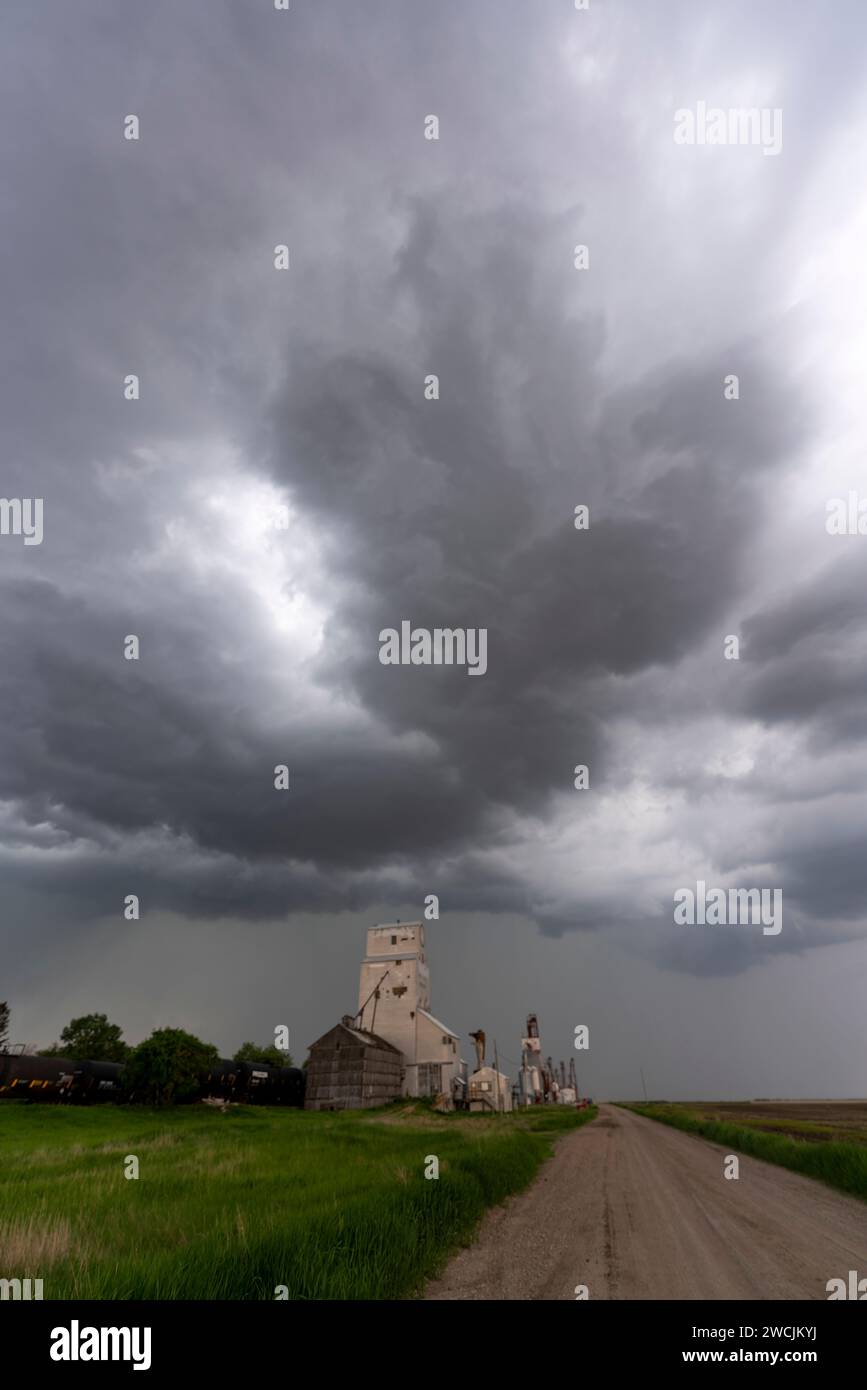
493;1039;502;1113
640;1066;648;1103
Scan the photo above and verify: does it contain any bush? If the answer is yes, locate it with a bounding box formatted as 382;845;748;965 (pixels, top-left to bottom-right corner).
124;1028;219;1105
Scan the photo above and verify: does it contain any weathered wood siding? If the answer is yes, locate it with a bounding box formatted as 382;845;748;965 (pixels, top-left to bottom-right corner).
305;1028;403;1111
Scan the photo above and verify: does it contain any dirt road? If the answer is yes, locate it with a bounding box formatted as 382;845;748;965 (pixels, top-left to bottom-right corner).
425;1104;867;1300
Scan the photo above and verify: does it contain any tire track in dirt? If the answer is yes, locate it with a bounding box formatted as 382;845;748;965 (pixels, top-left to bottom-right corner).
425;1104;867;1300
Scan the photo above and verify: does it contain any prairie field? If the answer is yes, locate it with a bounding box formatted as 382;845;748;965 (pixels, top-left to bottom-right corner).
0;1101;596;1300
679;1100;867;1145
624;1100;867;1203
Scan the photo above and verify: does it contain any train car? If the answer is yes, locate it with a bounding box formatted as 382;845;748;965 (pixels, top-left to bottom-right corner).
67;1060;125;1102
235;1061;305;1106
199;1058;241;1101
271;1066;305;1107
0;1052;74;1101
235;1061;273;1103
0;1051;306;1108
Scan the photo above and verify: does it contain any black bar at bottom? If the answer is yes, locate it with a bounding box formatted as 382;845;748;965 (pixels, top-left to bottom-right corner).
7;1298;861;1374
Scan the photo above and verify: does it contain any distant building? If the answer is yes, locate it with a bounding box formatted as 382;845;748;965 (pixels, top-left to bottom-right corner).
468;1066;512;1112
357;922;463;1101
517;1014;580;1106
305;1018;403;1111
519;1014;543;1105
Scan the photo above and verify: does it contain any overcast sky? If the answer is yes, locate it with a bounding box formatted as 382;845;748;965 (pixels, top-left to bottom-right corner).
3;0;867;1099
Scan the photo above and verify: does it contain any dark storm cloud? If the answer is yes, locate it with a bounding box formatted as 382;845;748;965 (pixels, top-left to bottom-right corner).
0;317;802;923
736;551;867;735
269;267;803;827
1;0;866;1013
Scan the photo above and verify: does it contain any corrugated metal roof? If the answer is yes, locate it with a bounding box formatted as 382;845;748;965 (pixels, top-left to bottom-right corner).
309;1020;403;1053
341;1025;389;1047
417;1008;459;1038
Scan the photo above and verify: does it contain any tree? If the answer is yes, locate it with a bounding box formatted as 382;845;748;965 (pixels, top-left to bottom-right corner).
232;1041;293;1068
124;1028;219;1105
0;1001;9;1052
40;1013;130;1063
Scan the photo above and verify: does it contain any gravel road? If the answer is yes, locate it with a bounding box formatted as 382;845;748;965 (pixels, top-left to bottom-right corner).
425;1104;867;1300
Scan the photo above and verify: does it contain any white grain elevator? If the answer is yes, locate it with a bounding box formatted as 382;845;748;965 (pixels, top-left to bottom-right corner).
357;921;462;1101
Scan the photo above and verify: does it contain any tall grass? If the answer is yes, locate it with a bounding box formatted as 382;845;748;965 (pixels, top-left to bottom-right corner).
0;1101;596;1300
623;1103;867;1203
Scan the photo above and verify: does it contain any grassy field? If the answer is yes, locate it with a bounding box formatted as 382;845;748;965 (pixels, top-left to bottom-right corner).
662;1100;867;1145
0;1100;596;1300
623;1101;867;1204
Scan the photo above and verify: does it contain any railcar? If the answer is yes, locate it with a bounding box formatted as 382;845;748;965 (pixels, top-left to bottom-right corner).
0;1052;74;1101
235;1061;305;1106
68;1059;125;1101
199;1058;242;1100
0;1052;306;1107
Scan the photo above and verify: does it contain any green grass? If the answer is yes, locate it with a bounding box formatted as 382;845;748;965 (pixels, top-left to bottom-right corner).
622;1103;867;1204
0;1101;596;1300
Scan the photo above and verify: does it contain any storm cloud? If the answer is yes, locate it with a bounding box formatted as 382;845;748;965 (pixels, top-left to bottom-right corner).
3;0;867;1094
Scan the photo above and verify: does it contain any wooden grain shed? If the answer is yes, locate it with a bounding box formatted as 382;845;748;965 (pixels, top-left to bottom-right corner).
304;1017;403;1111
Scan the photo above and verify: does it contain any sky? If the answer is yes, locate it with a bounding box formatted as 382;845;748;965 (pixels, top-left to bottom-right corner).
3;0;867;1099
